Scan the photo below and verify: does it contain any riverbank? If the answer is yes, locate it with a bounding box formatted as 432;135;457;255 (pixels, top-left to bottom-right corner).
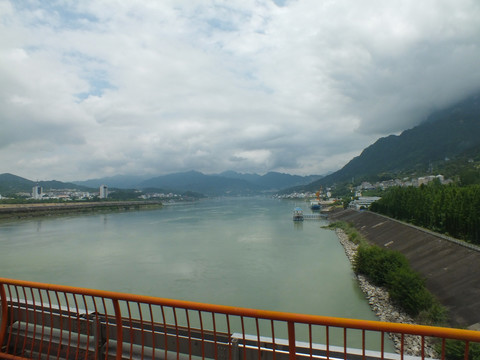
329;209;480;329
0;201;162;219
335;229;437;357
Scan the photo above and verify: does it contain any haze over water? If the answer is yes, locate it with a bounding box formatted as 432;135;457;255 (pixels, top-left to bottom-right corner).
0;197;393;348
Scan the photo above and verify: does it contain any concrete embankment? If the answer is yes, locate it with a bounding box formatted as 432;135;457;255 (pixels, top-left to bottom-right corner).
0;201;162;219
329;209;480;329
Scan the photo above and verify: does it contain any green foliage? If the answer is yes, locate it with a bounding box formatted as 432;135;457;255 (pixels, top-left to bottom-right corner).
107;189;142;201
354;245;409;287
444;340;480;360
460;168;480;186
387;267;434;316
326;221;367;245
417;301;448;326
353;243;446;320
370;183;480;244
361;188;386;197
328;221;447;323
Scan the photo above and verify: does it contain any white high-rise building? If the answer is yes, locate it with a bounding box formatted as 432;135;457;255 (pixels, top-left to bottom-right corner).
32;185;43;200
99;185;108;199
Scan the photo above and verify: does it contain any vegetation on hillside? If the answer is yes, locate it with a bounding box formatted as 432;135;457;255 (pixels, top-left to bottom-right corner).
370;181;480;244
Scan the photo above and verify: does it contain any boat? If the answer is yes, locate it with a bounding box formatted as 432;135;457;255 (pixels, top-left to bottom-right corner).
293;207;304;221
310;190;322;210
310;200;321;211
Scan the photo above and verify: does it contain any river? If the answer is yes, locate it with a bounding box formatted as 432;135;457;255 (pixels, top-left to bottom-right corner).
0;197;393;350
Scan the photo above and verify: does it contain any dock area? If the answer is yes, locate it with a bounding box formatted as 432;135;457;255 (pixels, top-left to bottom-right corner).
303;213;325;220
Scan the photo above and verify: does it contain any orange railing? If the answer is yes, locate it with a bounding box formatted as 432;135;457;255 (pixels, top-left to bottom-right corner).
1;278;480;360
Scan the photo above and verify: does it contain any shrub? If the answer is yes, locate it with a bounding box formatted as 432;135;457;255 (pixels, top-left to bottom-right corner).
387;267;434;316
353;243;445;320
417;301;448;325
331;222;447;323
354;245;408;286
444;339;480;360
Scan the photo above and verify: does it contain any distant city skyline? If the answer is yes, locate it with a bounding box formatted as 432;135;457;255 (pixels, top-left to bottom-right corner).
1;1;480;182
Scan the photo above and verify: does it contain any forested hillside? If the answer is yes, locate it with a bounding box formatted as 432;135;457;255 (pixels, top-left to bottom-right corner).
303;92;480;190
370;181;480;244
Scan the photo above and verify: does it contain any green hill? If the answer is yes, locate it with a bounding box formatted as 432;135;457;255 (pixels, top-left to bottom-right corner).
0;173;91;196
0;173;34;194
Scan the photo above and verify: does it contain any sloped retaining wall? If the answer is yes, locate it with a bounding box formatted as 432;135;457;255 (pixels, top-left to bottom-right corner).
329;209;480;329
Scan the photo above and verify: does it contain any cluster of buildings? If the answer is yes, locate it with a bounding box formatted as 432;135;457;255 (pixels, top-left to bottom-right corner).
275;189;333;200
138;192;182;200
0;184;191;203
29;185;109;201
276;174;452;210
355;174;450;193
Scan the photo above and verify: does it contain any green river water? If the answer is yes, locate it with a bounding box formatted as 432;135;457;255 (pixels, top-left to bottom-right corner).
0;197;394;351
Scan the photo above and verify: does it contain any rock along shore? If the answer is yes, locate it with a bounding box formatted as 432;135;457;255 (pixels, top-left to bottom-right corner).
335;229;437;358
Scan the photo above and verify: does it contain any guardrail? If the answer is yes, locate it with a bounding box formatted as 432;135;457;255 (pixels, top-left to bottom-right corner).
1;278;480;360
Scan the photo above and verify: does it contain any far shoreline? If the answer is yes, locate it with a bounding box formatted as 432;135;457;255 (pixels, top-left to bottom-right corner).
0;200;163;219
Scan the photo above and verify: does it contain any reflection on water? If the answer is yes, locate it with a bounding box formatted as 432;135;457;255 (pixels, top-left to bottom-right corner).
0;197;394;351
293;221;303;230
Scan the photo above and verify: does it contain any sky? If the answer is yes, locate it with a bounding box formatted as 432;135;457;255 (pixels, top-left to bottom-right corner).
1;0;480;182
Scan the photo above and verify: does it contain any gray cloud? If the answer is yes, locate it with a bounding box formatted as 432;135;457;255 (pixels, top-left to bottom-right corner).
1;0;479;181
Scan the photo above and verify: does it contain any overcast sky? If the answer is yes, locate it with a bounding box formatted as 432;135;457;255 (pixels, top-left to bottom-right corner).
1;0;480;181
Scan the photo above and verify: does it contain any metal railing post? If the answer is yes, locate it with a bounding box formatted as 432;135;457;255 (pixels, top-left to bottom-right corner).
0;283;7;348
288;321;296;360
112;299;123;360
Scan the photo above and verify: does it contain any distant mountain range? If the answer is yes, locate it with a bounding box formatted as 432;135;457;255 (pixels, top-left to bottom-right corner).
74;171;323;196
2;91;480;197
0;171;323;197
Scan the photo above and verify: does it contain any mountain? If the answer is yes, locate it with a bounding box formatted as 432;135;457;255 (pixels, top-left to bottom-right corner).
73;171;323;196
139;171;260;196
218;171;322;190
138;171;323;195
0;173;34;194
73;175;148;189
0;173;91;195
302;91;480;190
0;171;323;197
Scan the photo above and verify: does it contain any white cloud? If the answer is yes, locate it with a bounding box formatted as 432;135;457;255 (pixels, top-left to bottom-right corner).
0;0;479;181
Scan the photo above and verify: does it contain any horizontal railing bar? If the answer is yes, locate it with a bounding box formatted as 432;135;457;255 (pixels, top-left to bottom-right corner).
7;298;230;344
7;297;89;316
233;334;406;360
2;277;480;343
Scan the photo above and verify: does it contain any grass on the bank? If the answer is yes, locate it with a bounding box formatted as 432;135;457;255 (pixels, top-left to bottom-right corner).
326;221;480;360
326;221;368;245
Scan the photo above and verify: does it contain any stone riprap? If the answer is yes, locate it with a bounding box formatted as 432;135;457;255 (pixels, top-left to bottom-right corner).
335;229;437;358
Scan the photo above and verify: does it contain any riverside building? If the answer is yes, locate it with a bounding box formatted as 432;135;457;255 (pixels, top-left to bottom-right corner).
99;184;108;199
32;185;43;200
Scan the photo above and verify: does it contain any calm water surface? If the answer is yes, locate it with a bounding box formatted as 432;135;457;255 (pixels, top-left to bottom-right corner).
0;197;392;348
